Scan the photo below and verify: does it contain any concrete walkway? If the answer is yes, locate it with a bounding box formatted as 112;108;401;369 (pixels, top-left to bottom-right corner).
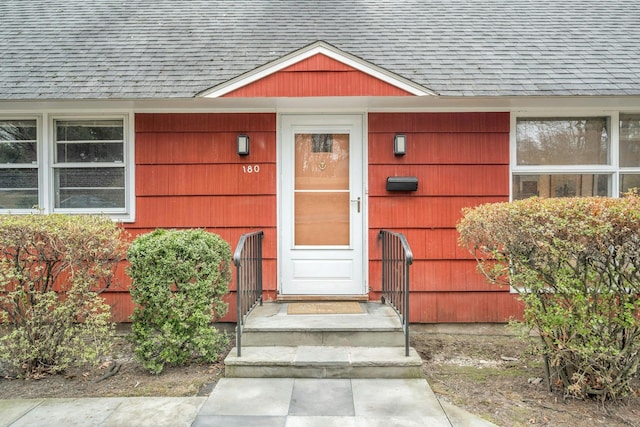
1;378;497;427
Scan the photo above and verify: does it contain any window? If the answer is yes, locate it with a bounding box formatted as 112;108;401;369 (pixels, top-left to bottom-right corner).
54;119;126;210
512;116;617;200
0;119;39;210
619;114;640;194
0;115;132;218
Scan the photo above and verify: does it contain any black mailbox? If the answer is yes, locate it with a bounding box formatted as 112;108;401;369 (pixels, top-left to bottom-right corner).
386;176;418;192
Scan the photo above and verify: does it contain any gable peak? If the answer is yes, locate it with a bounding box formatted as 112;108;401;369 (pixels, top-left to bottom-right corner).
199;41;436;98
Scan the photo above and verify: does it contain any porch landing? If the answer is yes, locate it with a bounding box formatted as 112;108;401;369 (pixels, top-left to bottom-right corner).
225;302;422;379
239;301;403;341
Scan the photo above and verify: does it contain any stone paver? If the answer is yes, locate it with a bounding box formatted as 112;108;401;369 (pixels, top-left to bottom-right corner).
0;399;42;427
198;378;293;417
8;398;122;427
0;378;497;427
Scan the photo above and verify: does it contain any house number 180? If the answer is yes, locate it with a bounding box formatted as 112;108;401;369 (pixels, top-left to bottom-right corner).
242;165;260;174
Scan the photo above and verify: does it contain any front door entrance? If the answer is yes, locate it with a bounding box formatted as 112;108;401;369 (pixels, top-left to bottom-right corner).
280;115;365;295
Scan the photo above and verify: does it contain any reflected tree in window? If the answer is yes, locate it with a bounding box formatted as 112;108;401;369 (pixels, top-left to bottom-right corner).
517;118;609;166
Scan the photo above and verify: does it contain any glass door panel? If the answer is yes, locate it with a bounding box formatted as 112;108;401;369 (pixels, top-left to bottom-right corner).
295;192;350;245
294;133;350;246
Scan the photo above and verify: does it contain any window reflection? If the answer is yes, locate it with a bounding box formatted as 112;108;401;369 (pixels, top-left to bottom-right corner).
513;174;610;200
517;118;609;166
0;120;38;209
620;114;640;167
294;133;350;246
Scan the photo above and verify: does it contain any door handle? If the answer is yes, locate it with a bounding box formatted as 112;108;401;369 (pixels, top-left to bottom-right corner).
351;197;361;213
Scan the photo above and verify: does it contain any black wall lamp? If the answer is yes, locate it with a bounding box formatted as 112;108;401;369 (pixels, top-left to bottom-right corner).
237;134;250;156
394;134;406;156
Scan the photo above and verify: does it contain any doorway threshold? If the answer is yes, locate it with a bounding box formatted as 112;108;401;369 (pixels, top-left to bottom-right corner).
276;294;369;302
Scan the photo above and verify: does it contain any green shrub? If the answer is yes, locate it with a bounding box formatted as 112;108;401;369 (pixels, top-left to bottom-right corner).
457;195;640;401
127;229;231;374
0;214;127;377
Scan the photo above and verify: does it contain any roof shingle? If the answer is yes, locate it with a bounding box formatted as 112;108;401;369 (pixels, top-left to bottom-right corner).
1;0;639;100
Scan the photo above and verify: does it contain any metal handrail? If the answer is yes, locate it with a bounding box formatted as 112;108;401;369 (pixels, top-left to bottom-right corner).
233;231;264;357
379;229;413;357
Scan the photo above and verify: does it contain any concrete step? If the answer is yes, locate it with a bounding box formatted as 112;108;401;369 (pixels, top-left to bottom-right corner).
241;330;404;347
224;346;423;379
239;302;405;347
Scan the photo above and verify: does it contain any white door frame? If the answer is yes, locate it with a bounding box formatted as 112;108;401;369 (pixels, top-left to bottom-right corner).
277;113;368;296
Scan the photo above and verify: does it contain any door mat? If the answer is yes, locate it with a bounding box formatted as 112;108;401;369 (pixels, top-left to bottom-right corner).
287;302;364;315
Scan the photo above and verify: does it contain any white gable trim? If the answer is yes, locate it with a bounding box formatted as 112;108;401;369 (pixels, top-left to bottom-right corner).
199;41;436;98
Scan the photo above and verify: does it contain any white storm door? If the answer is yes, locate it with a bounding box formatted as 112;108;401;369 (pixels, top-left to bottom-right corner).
280;115;364;295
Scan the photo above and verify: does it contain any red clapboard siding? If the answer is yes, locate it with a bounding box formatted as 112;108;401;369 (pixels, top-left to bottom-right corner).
409;292;524;323
223;54;412;97
369;260;505;292
369;165;509;196
134;195;276;229
135;113;276;133
368;132;509;165
196;227;278;261
132;113;278;231
369;196;506;229
107;263;132;291
368;228;475;261
137;164;277;196
218;293;237;323
367;291;522;323
224;71;413;97
126;113;279;324
369;112;515;323
368;112;510;133
123;225;277;262
282;53;354;72
119;111;520;324
136;132;276;164
102;292;135;323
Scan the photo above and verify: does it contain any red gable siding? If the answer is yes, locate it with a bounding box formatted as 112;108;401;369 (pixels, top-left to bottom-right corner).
368;112;522;323
223;53;413;97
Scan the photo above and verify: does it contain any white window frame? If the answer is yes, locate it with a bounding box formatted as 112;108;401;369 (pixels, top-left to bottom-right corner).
618;113;640;194
0;115;41;213
510;111;623;200
0;112;135;221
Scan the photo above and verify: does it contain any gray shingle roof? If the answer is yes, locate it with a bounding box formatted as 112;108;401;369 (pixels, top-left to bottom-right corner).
1;0;639;100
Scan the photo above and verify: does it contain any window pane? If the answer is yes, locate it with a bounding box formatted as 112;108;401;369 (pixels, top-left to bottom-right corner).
56;142;123;163
0;169;38;209
311;134;333;153
53;119;126;212
620;114;640;167
56;167;124;188
0;120;37;141
0;120;37;163
513;174;610;200
620;174;640;195
0;142;37;163
516;118;609;165
0;168;38;188
0;190;38;209
56;190;124;209
55;167;125;209
295;192;349;245
55;120;123;141
295;133;349;191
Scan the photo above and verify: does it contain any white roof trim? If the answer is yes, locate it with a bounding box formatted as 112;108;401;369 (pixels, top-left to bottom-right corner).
199;41;436;98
